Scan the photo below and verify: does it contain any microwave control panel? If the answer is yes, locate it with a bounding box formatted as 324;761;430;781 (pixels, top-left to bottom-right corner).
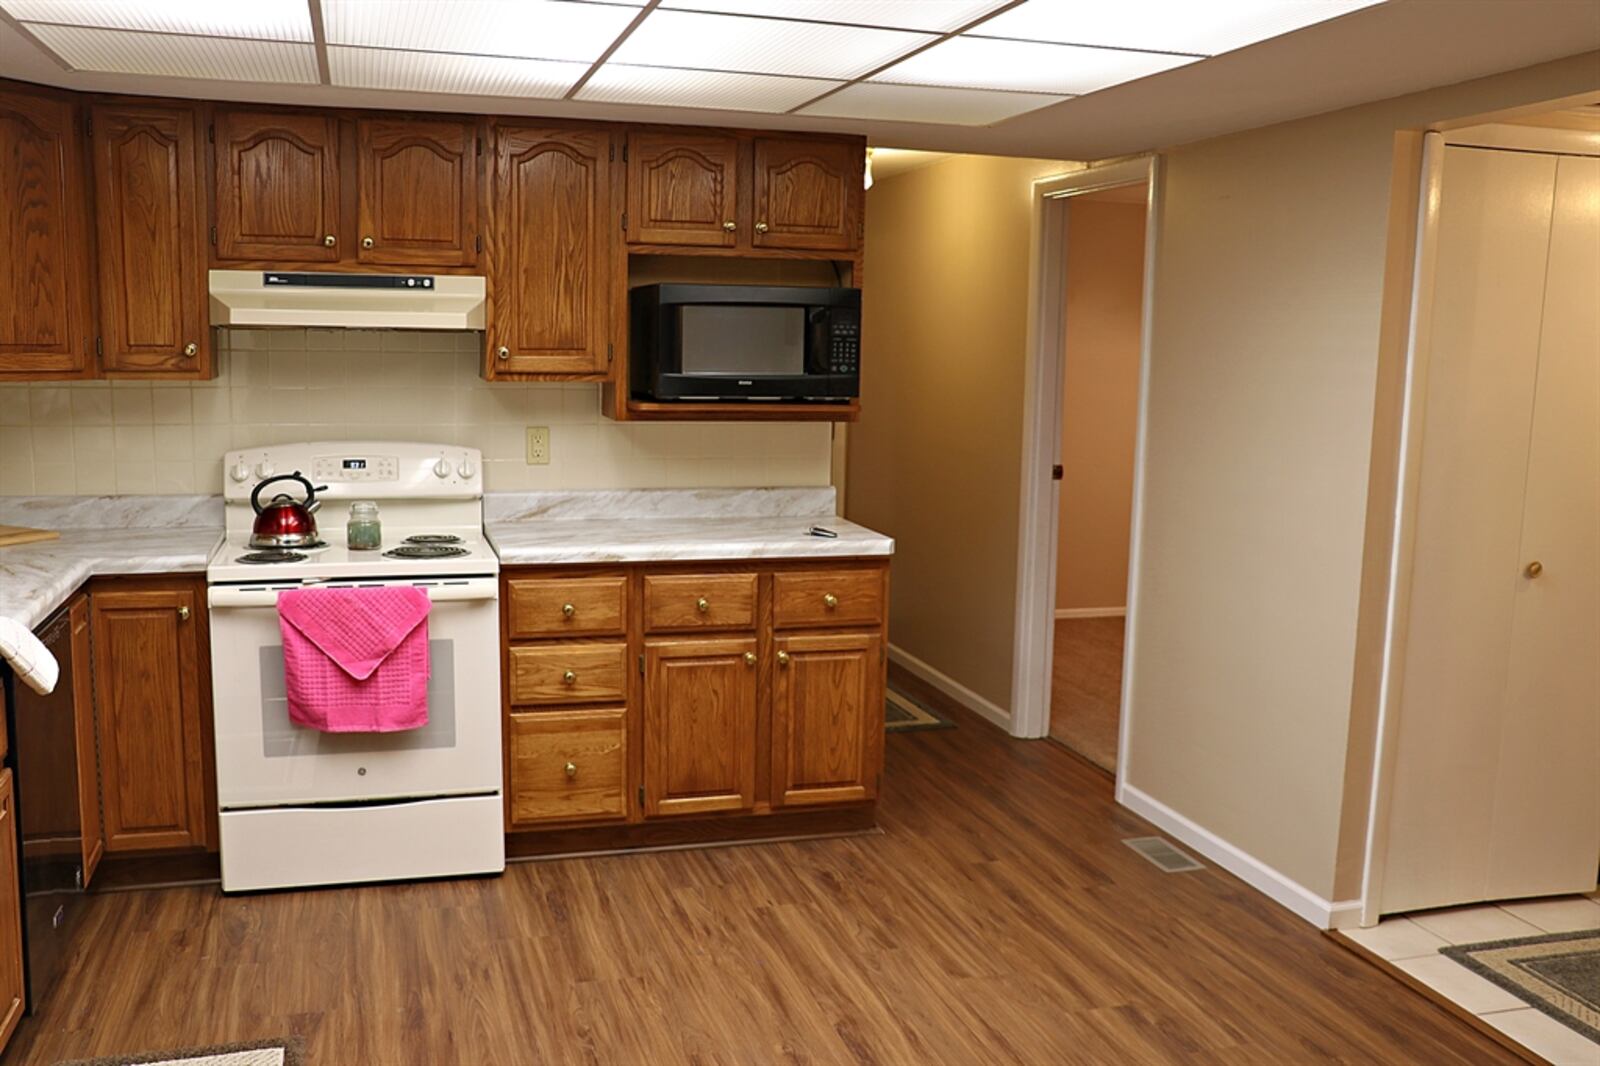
829;319;861;374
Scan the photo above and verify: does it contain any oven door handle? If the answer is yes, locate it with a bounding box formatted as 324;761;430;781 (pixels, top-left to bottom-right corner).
209;578;499;608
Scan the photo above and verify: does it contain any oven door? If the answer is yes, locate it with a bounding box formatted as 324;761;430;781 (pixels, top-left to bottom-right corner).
207;577;501;809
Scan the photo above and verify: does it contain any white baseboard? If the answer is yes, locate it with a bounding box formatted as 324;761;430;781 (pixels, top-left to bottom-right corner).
888;644;1011;730
1117;782;1359;930
1054;606;1126;620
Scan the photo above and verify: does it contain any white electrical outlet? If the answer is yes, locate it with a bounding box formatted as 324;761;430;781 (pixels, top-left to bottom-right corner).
526;426;550;465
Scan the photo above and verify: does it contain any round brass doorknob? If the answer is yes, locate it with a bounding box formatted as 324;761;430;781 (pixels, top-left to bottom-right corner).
776;650;790;667
823;593;838;609
322;234;336;247
561;602;576;617
754;221;769;234
697;597;710;613
497;345;510;361
744;651;756;666
564;761;577;778
563;670;577;685
722;220;736;232
177;605;190;621
361;236;374;249
1526;561;1544;578
183;342;198;357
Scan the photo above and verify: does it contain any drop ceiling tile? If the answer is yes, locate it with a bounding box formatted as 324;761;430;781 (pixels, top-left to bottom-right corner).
578;64;839;112
26;23;318;82
657;0;1010;32
876;36;1196;95
328;46;586;97
973;0;1387;57
2;0;312;41
799;81;1068;126
611;9;932;79
321;0;638;63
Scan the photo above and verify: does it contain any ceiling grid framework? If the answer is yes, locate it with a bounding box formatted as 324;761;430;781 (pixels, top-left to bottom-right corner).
0;0;1397;127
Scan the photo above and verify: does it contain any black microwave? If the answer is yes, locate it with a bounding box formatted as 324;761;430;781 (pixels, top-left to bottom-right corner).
630;284;860;403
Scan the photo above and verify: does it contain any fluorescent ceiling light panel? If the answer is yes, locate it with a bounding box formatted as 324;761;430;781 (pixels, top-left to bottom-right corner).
322;0;638;63
876;36;1196;95
1;0;313;40
611;9;932;79
799;81;1067;126
328;46;586;97
972;0;1387;57
657;0;1011;32
577;64;840;112
25;23;318;82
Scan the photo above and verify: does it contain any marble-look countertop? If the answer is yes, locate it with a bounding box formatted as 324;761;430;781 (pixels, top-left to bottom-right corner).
485;488;894;565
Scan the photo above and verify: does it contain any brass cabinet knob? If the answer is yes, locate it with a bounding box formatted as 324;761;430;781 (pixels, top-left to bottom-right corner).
497;345;510;361
696;597;710;613
744;651;756;666
776;650;790;667
754;221;769;234
722;220;736;232
177;605;191;621
361;236;374;249
823;593;838;609
564;761;577;778
1526;561;1544;578
323;234;336;247
563;670;577;685
561;602;575;617
183;342;198;357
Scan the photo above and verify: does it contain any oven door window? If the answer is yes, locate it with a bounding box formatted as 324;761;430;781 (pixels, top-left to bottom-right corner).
257;641;457;755
678;305;805;376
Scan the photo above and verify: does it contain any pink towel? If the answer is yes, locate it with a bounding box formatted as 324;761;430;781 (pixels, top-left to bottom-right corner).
277;586;432;733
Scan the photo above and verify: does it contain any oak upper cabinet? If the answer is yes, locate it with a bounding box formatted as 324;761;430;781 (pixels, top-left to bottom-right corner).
212;109;342;262
489;125;613;377
91;103;211;378
771;631;882;807
626;131;740;247
0;86;93;378
642;637;758;816
752;137;861;253
357;117;479;267
90;580;212;852
0;770;23;1054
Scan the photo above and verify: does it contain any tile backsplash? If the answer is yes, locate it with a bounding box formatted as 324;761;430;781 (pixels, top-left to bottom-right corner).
0;329;834;496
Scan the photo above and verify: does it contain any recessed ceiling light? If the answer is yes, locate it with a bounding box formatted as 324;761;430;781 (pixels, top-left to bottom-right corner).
24;23;318;81
328;46;587;97
578;65;842;113
1;0;313;40
321;0;638;63
657;0;1011;33
972;0;1387;57
799;82;1068;126
876;36;1197;95
610;9;932;80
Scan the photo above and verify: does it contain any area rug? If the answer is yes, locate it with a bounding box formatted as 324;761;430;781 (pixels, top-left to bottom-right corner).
1441;930;1600;1042
57;1038;302;1066
886;684;955;732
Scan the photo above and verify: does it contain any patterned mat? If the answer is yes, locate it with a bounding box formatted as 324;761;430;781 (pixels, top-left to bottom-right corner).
1442;930;1600;1042
56;1038;300;1066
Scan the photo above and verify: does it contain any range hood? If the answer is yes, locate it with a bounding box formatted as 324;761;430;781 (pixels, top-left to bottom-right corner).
208;270;486;330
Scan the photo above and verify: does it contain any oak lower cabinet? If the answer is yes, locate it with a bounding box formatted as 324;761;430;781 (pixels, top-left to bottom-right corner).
88;577;214;853
0;769;24;1053
642;637;759;817
772;632;883;807
507;709;628;828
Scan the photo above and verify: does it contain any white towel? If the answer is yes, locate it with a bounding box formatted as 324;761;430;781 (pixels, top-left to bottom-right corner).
0;616;59;695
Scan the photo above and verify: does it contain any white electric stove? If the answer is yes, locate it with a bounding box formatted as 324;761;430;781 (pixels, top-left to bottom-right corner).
206;441;504;892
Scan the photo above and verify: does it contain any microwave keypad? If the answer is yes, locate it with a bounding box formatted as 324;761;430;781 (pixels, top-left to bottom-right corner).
830;323;860;374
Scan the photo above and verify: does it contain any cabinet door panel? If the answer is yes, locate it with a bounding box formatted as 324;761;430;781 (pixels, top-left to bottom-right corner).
92;104;210;377
0;771;23;1053
643;638;757;816
213;110;341;262
626;132;739;247
91;584;210;852
752;137;860;252
491;126;611;375
507;709;628;828
772;632;882;807
357;118;478;266
0;88;92;376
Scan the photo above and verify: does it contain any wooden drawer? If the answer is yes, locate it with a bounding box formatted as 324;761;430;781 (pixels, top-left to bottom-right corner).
507;709;627;826
507;576;626;638
773;568;885;630
643;572;758;633
508;642;629;706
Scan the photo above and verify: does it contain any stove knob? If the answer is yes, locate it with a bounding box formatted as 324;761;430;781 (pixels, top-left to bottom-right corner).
457;458;476;480
433;458;452;479
229;461;251;483
255;460;275;479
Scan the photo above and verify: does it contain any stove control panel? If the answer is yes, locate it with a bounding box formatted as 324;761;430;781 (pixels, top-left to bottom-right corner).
314;454;400;483
222;442;484;501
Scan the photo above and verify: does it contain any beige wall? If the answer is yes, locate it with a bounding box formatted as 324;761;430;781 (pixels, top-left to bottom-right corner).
1124;51;1600;903
847;154;1075;711
0;328;833;495
1057;198;1145;612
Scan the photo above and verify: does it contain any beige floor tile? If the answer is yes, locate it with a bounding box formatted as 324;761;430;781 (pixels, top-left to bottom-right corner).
1499;896;1600;934
1341;917;1452;961
1481;1008;1600;1065
1394;954;1526;1014
1409;905;1543;945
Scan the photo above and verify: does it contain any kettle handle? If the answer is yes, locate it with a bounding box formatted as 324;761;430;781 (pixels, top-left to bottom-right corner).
250;471;323;515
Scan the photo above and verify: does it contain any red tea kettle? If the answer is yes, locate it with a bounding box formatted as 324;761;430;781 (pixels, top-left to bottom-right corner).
249;472;328;549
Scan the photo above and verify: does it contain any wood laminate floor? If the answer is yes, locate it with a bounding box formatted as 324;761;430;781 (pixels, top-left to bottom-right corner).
13;691;1515;1065
1049;617;1125;773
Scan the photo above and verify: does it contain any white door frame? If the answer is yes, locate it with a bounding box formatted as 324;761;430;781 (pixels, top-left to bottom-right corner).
1009;155;1161;802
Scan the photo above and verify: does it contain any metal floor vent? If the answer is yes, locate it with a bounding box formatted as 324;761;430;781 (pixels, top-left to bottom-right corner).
1123;836;1205;873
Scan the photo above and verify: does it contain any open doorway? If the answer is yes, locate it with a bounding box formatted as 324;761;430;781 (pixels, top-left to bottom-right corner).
1047;184;1148;773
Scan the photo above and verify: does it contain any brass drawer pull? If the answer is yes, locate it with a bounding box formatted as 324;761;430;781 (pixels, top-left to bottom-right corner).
183;342;198;357
697;597;710;614
744;651;756;666
561;602;576;617
323;234;336;247
177;605;191;621
722;220;736;232
563;670;577;685
564;761;577;778
823;593;838;609
361;235;374;249
776;650;789;667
